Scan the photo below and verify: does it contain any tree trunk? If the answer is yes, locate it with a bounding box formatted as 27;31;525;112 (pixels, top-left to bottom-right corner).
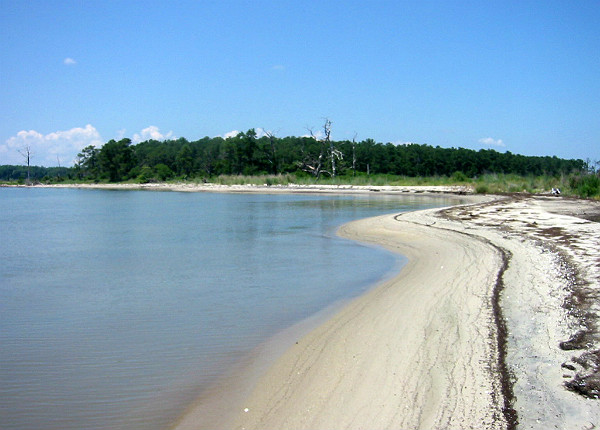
18;145;32;184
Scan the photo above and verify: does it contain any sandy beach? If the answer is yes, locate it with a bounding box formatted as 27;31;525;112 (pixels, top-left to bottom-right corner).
15;183;600;428
435;196;600;429
230;210;508;429
13;181;473;196
173;191;599;430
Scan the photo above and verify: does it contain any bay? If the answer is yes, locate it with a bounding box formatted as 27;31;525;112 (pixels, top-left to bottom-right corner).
0;188;457;429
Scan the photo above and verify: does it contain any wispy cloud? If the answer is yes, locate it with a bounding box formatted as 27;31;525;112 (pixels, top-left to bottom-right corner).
255;127;275;138
478;137;505;147
63;57;77;65
223;130;241;139
272;64;285;71
115;129;127;140
2;124;102;166
132;126;175;143
219;128;274;139
301;130;324;140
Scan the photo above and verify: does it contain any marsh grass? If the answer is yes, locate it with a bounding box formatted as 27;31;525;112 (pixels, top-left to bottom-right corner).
6;171;597;199
206;174;298;186
201;172;598;199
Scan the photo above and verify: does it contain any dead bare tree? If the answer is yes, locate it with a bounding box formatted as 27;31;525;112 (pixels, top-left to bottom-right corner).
324;119;335;177
299;126;326;178
324;119;343;178
56;155;62;180
298;119;343;179
352;132;358;177
263;129;279;174
18;145;32;184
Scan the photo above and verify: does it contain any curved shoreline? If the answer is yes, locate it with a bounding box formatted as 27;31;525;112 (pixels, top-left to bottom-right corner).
435;196;600;428
174;194;600;430
220;206;508;429
7;185;598;427
14;184;599;427
394;211;518;428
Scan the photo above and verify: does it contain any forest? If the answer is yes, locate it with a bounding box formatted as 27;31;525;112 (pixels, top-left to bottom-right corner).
2;127;598;197
2;128;588;179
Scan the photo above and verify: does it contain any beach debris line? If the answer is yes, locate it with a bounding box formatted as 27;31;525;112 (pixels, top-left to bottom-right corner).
564;350;600;399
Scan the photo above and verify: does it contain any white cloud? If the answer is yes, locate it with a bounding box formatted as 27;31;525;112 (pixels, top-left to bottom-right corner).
2;124;103;166
115;128;127;140
301;128;324;140
272;64;285;71
223;130;241;139
219;129;276;139
132;126;175;143
478;137;505;147
255;128;275;138
63;57;76;65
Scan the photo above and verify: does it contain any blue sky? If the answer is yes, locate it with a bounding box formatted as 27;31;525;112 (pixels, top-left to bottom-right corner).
1;0;598;166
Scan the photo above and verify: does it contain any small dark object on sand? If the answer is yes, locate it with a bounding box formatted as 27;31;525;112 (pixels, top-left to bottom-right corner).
564;350;600;399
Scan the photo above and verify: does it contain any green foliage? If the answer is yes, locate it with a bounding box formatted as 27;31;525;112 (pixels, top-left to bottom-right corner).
569;173;600;198
154;163;174;181
0;165;73;182
136;166;155;183
1;132;592;197
452;171;468;182
98;139;134;182
475;184;489;194
176;144;194;177
75;145;100;179
212;174;296;186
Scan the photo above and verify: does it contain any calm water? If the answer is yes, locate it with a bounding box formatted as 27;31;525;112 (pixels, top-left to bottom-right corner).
0;188;456;429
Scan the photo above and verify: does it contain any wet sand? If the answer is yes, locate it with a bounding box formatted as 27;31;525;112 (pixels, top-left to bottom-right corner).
221;202;510;430
211;195;599;430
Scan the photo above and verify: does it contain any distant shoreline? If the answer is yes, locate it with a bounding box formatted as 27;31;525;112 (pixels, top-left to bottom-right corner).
4;181;475;196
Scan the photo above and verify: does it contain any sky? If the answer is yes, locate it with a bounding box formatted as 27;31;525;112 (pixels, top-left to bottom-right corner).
1;0;598;167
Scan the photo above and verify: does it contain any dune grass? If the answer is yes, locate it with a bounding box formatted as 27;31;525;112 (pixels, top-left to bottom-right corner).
200;172;598;199
5;171;598;199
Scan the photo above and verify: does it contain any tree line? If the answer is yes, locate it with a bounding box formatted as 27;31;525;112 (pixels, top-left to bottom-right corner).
1;127;589;183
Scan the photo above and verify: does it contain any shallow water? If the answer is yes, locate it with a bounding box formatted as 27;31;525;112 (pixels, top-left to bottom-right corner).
0;188;456;429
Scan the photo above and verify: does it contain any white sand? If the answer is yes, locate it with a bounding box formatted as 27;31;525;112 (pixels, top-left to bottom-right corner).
20;182;473;195
227;206;509;429
223;195;600;430
436;196;600;429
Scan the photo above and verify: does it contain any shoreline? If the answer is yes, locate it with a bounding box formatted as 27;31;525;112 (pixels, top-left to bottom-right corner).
174;193;599;429
436;196;600;428
224;204;510;429
3;181;474;196
9;184;598;427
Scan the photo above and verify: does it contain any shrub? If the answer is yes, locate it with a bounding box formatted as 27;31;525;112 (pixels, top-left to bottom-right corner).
154;164;174;181
136;166;154;183
475;184;489;194
577;175;600;198
452;171;469;182
569;173;600;198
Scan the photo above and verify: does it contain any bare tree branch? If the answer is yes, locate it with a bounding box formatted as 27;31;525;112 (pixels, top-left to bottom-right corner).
352;132;358;176
17;145;33;184
263;128;279;174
